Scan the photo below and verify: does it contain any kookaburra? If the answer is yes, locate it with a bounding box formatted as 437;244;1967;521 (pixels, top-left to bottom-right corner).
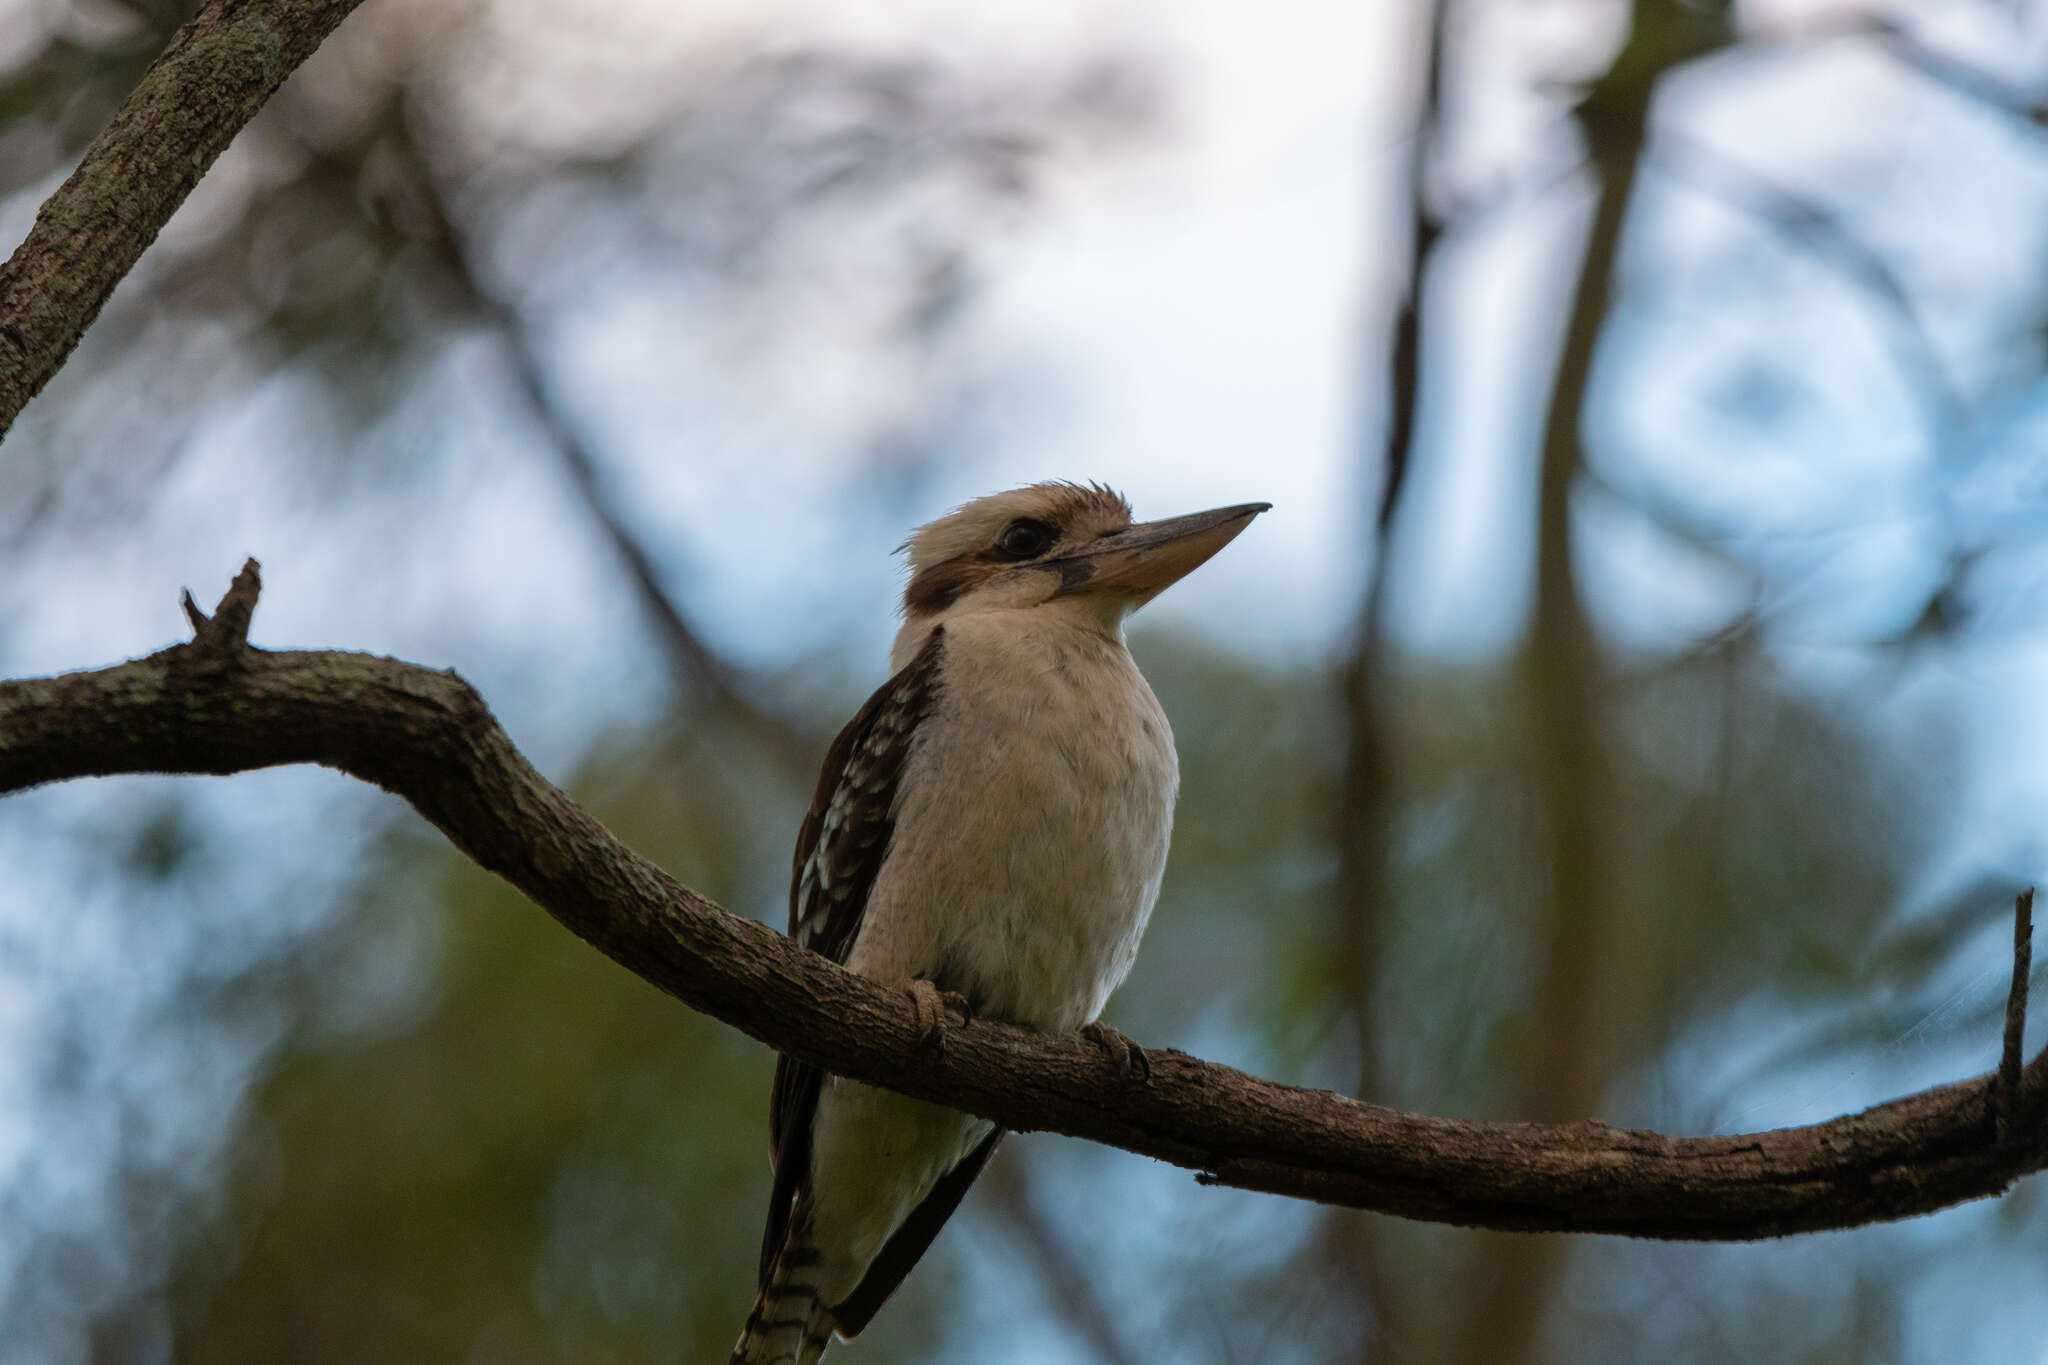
731;481;1266;1364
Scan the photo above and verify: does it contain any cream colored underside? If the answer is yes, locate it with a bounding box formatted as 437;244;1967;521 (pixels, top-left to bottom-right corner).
804;602;1178;1309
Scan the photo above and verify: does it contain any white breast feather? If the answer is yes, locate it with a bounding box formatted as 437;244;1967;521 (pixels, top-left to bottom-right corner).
850;610;1177;1029
802;608;1178;1304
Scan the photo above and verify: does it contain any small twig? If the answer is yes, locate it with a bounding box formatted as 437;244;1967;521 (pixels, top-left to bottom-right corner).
210;558;262;648
1997;889;2034;1141
179;557;262;659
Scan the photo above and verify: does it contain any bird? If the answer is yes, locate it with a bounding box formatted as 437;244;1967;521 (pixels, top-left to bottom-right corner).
731;481;1267;1365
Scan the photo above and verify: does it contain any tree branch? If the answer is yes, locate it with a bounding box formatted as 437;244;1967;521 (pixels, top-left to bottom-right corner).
0;0;368;440
3;564;2044;1238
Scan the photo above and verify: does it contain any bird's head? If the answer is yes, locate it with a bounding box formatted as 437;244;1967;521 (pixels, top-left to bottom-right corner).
893;482;1267;658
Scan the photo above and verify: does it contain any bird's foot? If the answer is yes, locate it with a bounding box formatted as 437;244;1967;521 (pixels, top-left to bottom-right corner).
1081;1020;1151;1085
905;978;972;1051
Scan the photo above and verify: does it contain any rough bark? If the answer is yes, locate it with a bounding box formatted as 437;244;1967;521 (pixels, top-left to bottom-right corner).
3;561;2043;1239
0;0;369;439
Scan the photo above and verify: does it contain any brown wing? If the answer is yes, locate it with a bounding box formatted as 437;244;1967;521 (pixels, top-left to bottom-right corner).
759;627;948;1288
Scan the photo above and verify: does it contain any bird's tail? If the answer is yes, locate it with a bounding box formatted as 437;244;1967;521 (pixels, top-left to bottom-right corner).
731;1233;837;1365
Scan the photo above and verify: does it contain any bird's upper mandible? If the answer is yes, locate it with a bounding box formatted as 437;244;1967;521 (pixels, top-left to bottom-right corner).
889;480;1269;671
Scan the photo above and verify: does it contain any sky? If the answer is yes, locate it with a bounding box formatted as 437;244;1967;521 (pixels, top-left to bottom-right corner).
524;0;1409;671
4;0;2048;1361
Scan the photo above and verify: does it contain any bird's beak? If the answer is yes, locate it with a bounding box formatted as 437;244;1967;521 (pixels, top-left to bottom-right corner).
1050;501;1270;606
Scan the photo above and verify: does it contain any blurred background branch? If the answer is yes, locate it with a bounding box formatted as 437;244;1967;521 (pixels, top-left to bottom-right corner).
1453;7;1733;1359
1875;17;2048;125
376;115;821;772
1653;130;1960;442
1322;0;1447;1358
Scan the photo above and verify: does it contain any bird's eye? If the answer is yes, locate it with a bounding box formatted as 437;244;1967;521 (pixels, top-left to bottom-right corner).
992;518;1055;561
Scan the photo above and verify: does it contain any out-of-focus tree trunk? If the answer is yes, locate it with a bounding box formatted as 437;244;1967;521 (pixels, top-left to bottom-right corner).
1452;6;1729;1363
1326;1;1447;1357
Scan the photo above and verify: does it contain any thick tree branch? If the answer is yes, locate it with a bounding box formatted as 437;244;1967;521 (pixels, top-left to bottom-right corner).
0;0;369;440
3;564;2044;1238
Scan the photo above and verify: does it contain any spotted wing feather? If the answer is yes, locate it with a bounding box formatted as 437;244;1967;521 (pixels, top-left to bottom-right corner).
759;628;947;1287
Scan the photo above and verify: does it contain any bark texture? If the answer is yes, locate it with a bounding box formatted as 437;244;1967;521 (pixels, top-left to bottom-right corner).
2;562;2043;1240
0;0;370;438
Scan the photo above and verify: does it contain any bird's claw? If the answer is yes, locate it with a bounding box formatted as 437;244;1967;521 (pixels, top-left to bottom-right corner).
905;978;971;1050
1082;1020;1150;1085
